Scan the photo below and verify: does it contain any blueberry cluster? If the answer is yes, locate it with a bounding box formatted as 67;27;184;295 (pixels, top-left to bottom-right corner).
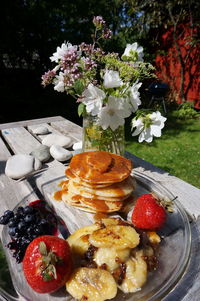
0;202;57;263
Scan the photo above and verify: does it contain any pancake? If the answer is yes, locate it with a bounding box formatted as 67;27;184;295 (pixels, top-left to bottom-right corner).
67;179;131;202
65;168;111;188
69;151;132;184
53;151;135;214
68;176;136;198
63;191;124;213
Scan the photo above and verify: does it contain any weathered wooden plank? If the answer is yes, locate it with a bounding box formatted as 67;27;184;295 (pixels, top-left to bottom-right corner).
0;116;65;130
50;120;82;141
0;137;38;238
27;122;78;145
1;127;41;154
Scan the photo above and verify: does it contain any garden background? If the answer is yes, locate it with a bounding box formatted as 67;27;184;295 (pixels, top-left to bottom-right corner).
0;0;199;188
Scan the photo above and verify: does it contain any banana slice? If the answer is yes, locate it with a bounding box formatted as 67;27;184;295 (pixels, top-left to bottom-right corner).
101;217;122;227
118;250;147;293
67;224;100;257
66;267;117;301
94;247;130;272
89;225;140;249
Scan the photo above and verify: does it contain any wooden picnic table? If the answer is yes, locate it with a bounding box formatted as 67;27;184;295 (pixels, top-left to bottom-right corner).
0;116;199;301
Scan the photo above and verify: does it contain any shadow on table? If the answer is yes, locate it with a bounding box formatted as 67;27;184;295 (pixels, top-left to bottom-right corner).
0;161;6;176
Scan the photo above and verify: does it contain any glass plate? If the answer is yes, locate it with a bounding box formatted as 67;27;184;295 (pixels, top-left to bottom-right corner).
1;170;191;301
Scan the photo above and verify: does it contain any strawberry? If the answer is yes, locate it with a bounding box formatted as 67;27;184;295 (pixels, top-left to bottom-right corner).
131;194;167;230
23;235;73;293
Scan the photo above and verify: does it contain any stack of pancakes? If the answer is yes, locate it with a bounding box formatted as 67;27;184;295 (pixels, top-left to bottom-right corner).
54;151;136;213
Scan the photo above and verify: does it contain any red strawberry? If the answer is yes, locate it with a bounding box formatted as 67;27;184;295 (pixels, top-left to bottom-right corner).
131;194;167;230
23;235;73;293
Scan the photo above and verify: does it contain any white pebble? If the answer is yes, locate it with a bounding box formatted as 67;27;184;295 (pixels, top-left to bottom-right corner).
42;134;72;148
32;126;50;135
72;141;82;150
5;154;42;180
50;145;72;161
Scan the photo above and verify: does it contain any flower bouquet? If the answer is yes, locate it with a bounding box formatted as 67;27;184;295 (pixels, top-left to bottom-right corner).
42;16;166;155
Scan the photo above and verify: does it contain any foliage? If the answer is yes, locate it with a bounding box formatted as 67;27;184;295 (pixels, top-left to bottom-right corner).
171;102;199;120
125;113;200;188
0;0;131;71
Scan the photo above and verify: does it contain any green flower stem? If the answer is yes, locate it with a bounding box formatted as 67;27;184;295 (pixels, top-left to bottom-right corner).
82;115;125;156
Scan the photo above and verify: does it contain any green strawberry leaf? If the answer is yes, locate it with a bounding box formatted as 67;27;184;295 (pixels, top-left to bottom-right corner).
39;241;47;256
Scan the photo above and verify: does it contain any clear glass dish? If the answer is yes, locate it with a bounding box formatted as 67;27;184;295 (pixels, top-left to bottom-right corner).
1;170;191;301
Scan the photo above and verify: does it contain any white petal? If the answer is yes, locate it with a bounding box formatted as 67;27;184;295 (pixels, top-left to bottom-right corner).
103;70;123;88
132;124;144;136
150;125;162;137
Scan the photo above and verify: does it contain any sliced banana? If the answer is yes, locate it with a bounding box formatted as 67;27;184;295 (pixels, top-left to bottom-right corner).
67;224;100;257
101;217;122;227
66;267;117;301
118;250;147;293
89;225;140;249
94;247;130;272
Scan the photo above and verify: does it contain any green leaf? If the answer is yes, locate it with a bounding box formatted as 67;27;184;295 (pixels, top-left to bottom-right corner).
78;103;86;117
39;241;47;256
74;80;85;95
42;272;54;282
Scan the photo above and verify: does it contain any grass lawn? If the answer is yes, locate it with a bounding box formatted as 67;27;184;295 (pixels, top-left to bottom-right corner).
125;114;200;189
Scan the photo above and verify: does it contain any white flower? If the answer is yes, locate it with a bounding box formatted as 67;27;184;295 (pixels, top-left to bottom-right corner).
97;96;125;131
103;70;123;89
128;81;142;112
50;42;77;63
54;72;65;92
81;84;105;116
123;42;144;62
117;97;132;118
132;111;166;143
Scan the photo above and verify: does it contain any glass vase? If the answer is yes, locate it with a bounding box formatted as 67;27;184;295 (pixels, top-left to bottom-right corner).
82;114;125;156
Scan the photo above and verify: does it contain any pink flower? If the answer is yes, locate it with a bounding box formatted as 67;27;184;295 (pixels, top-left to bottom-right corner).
41;70;56;86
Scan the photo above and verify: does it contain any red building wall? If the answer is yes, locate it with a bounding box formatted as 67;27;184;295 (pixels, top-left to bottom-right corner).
155;23;200;109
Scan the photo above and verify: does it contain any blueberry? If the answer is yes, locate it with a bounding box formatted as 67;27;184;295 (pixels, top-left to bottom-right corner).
17;207;24;216
18;221;26;231
8;227;17;237
34;226;42;235
23;206;34;214
0;215;8;225
8;218;17;228
25;214;35;223
14;213;21;221
4;210;14;219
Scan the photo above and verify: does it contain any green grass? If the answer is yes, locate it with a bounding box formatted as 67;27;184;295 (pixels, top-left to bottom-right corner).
125;114;200;189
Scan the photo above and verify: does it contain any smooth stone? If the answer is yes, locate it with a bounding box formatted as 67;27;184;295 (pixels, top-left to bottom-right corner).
32;126;50;135
72;149;83;155
42;134;72;148
30;145;51;162
5;154;42;180
72;141;82;150
50;145;72;162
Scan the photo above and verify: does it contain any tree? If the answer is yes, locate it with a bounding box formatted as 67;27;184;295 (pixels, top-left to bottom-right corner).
124;0;200;103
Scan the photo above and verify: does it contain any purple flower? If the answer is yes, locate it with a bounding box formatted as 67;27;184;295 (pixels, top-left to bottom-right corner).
41;70;56;86
102;28;112;39
93;16;106;28
83;57;97;70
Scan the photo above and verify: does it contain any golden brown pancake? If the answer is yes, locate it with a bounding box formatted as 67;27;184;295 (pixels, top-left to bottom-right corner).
62;191;124;213
69;151;132;184
68;176;135;198
65;168;111;188
54;151;135;214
